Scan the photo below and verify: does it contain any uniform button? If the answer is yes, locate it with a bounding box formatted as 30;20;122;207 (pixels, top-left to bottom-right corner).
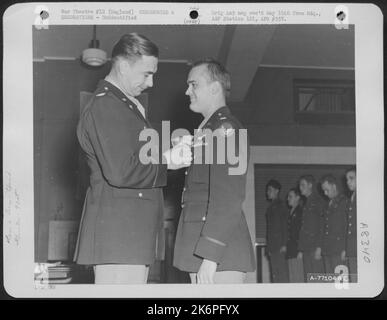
349;223;352;226
202;216;206;221
325;232;329;235
185;171;188;175
138;193;143;197
181;204;185;208
122;98;127;102
348;231;352;235
183;187;186;191
104;87;108;90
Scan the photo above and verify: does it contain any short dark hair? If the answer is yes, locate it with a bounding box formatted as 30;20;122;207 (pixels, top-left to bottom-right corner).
345;166;356;175
266;179;281;191
320;174;338;186
111;33;159;64
288;187;301;197
299;175;315;186
191;58;231;97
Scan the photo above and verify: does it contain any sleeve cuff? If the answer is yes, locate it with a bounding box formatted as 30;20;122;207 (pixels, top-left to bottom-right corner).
194;236;226;263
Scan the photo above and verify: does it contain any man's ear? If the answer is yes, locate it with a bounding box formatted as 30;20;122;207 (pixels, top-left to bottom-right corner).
211;81;222;95
117;58;130;76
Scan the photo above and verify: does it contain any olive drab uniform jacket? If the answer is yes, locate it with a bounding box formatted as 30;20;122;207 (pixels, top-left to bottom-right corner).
285;204;304;259
322;194;347;256
173;106;256;273
265;199;288;255
74;80;167;265
346;192;357;257
298;193;325;254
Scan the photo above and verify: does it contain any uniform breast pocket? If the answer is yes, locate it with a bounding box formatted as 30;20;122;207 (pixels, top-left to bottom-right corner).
183;202;208;222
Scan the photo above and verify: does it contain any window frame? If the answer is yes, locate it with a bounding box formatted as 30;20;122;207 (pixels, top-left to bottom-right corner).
293;78;356;125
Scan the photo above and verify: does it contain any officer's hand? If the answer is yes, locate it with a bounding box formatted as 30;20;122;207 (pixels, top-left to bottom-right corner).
171;135;193;147
314;247;322;260
197;259;217;284
163;143;192;170
297;252;303;260
341;250;346;261
280;246;287;254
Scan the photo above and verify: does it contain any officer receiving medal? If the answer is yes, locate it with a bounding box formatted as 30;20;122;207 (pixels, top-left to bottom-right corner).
173;59;256;284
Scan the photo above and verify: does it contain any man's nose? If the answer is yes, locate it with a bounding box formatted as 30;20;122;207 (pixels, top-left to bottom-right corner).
185;86;191;96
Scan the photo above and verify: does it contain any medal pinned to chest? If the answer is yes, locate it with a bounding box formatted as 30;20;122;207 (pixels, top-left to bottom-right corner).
219;122;235;138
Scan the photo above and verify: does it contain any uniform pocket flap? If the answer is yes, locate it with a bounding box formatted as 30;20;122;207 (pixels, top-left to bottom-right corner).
183;202;208;222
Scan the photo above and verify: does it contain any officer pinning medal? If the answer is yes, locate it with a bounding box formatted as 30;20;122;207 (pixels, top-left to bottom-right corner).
75;33;193;284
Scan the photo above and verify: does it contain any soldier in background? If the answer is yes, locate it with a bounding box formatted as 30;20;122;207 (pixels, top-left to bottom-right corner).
285;188;305;283
265;179;289;283
297;175;325;282
345;167;357;282
320;175;348;275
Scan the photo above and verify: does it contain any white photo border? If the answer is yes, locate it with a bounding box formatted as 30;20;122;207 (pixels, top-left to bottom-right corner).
3;2;384;298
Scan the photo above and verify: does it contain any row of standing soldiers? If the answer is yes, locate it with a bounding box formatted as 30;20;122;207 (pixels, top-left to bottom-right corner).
265;168;357;283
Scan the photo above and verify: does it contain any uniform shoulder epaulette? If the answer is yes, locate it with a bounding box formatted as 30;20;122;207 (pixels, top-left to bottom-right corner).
94;85;110;98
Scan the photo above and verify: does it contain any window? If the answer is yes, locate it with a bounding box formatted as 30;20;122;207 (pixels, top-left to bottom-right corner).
294;79;355;125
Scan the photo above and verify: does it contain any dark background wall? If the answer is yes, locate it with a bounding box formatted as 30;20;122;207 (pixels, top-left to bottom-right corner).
232;66;355;146
34;60;109;261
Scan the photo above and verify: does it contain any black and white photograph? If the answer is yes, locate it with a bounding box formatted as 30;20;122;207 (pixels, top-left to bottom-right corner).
3;2;384;298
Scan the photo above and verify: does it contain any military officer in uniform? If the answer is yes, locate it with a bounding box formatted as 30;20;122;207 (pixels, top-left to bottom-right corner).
297;175;325;282
75;33;191;284
265;180;289;283
345;167;357;282
320;175;348;275
285;188;305;283
173;59;256;284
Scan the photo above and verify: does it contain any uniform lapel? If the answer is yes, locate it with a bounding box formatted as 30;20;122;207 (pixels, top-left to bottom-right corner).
127;99;153;128
194;106;229;143
201;106;230;130
98;80;152;128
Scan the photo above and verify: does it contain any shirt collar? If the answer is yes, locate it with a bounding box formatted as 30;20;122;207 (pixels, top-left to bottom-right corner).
98;79;146;119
